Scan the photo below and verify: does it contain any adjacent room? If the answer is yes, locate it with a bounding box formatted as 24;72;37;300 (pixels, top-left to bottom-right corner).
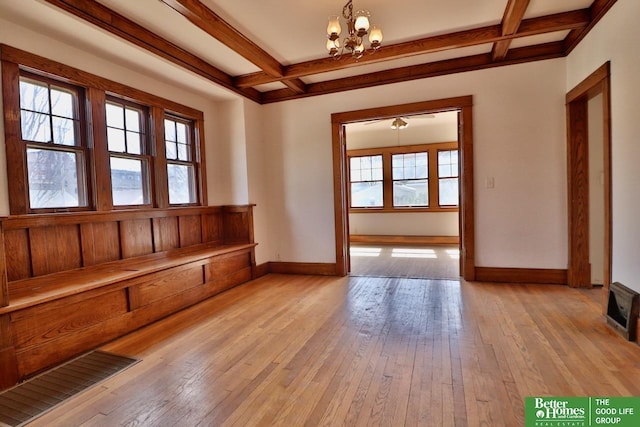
1;0;639;425
346;112;461;280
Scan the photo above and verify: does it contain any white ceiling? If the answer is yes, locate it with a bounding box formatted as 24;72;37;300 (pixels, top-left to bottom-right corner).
0;0;597;100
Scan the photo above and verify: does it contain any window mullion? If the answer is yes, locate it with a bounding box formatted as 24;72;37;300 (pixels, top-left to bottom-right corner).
428;147;439;208
88;87;113;211
383;152;392;209
152;106;169;208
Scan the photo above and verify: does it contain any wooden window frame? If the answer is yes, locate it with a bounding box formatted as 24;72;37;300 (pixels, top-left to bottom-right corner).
164;114;201;207
106;96;153;209
436;148;460;207
349;154;384;208
15;71;92;213
1;44;207;215
347;141;459;213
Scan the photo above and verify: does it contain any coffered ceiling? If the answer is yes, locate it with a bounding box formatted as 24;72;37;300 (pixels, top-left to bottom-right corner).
0;0;617;104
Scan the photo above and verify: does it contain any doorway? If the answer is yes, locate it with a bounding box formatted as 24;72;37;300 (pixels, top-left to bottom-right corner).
345;112;460;279
566;62;612;298
331;96;475;280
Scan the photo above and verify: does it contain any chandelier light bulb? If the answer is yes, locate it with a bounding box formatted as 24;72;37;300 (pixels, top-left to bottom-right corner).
354;10;370;36
369;25;383;48
327;15;342;40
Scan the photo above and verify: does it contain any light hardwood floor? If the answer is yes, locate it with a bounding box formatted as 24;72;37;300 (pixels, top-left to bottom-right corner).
27;274;640;426
349;244;460;279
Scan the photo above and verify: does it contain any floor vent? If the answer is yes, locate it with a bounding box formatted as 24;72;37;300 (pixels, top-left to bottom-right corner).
606;281;640;341
0;350;139;427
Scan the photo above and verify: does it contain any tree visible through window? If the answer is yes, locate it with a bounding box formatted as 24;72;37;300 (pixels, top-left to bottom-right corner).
164;116;197;204
19;76;87;209
106;99;150;206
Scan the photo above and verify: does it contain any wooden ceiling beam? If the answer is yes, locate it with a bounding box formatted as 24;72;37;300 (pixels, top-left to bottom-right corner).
564;0;617;54
42;0;261;102
159;0;281;76
236;9;589;88
492;0;531;61
281;78;307;94
159;0;306;94
261;42;566;104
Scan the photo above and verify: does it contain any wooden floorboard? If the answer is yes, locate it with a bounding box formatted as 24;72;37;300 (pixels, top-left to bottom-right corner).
25;274;640;426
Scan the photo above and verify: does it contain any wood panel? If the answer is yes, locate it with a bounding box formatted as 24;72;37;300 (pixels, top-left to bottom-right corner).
29;225;82;277
0;314;18;389
178;215;203;248
152;217;180;252
204;252;251;282
202;212;223;244
204;267;252;296
13;267;250;378
4;229;31;281
269;262;337;276
0;224;8;307
0;205;257;388
81;221;121;266
11;290;128;350
127;263;204;310
475;267;568;284
120;219;153;259
222;207;253;244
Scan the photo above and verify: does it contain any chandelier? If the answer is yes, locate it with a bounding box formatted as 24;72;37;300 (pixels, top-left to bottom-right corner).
326;0;383;60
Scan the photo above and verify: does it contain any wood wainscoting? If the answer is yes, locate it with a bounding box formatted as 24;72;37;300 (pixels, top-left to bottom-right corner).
0;205;257;390
475;267;568;285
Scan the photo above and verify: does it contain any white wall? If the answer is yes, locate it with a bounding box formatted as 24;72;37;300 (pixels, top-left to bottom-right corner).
0;18;248;216
260;59;568;267
566;0;640;292
349;212;459;236
243;99;271;265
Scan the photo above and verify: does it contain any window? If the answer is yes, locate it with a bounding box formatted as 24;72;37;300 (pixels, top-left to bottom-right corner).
164;116;197;205
19;75;88;210
438;149;459;206
3;48;208;214
392;152;428;207
106;99;150;206
350;155;383;207
348;142;458;212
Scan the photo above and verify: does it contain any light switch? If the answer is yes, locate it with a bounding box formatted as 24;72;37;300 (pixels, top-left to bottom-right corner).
486;176;495;189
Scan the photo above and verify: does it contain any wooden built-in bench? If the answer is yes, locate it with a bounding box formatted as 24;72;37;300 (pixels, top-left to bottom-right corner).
0;205;257;390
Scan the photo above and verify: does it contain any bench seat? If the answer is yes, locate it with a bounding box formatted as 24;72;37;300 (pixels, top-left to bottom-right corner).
0;242;257;315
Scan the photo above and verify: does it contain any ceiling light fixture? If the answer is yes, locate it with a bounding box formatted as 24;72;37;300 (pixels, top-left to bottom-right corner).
326;0;383;60
390;118;408;130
